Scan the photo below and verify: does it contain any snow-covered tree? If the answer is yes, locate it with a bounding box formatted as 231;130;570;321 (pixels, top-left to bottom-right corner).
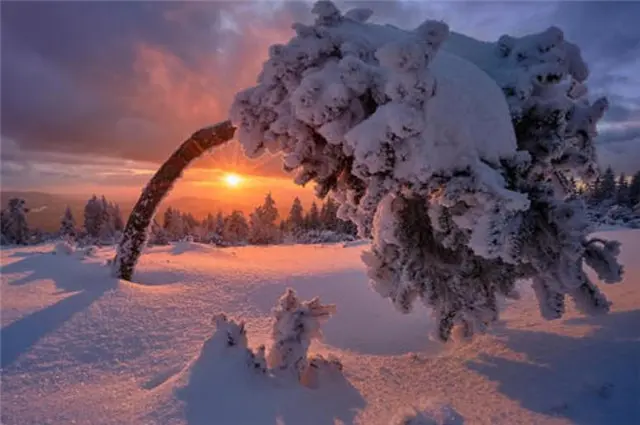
229;1;623;341
305;201;321;230
97;196;116;244
320;197;340;231
59;206;77;240
163;207;185;240
616;173;629;206
598;166;616;203
83;195;103;239
223;210;249;245
113;121;236;280
268;288;336;381
148;219;170;245
249;192;281;244
215;211;225;235
1;198;29;245
112;204;124;232
182;212;199;237
286;197;305;234
629;170;640;206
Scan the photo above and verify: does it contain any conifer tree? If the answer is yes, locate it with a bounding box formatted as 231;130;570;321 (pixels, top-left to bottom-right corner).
223;210;249;245
249;193;281;244
599;166;616;203
286;197;305;234
629;170;640;207
60;206;77;240
305;202;320;231
616;173;629;206
1;198;29;245
83;195;103;240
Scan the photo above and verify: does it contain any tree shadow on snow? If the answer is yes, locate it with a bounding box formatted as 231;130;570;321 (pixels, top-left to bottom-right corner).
248;271;441;356
466;309;640;424
177;349;366;425
1;253;115;368
2;251;107;292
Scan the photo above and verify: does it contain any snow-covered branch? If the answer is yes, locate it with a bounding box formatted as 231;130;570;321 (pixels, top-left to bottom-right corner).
230;1;623;341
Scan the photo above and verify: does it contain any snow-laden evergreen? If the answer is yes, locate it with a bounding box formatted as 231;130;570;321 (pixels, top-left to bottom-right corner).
249;193;281;245
59;206;77;241
223;210;250;245
1;198;30;245
83;195;103;240
268;288;337;381
286;197;305;234
229;0;623;341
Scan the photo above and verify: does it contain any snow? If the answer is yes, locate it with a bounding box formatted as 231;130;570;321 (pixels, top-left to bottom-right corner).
2;229;639;424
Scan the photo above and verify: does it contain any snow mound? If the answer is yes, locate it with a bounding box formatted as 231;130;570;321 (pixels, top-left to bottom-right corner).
169;293;361;425
53;240;75;256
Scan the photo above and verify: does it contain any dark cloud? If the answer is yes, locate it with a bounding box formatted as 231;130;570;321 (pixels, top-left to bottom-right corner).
1;0;639;184
1;1;296;164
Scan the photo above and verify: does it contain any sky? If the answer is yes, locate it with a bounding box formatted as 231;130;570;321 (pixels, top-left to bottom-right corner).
1;1;639;205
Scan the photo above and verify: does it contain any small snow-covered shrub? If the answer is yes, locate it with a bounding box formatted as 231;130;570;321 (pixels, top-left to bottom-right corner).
54;240;75;256
268;288;337;380
79;245;97;258
209;314;267;373
394;400;464;425
230;0;623;341
203;289;339;386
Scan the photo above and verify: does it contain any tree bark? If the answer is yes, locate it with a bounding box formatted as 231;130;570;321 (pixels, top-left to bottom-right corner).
114;120;236;281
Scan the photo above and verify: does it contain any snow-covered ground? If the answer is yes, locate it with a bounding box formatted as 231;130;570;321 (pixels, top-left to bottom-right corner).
1;230;639;425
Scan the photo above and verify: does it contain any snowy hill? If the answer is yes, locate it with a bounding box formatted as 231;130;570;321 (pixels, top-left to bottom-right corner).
1;230;639;425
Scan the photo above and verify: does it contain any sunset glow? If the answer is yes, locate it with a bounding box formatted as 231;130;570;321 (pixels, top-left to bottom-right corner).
223;173;242;187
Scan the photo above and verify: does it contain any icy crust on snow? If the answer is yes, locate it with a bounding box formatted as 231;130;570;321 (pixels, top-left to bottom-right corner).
229;1;622;341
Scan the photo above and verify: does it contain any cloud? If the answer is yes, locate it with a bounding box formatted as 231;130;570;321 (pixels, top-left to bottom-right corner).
598;139;640;175
1;0;639;186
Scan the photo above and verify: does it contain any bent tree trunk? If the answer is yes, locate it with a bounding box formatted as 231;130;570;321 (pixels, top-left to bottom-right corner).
114;120;236;281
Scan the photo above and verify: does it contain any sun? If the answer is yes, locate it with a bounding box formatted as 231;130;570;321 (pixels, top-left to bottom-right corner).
223;173;242;187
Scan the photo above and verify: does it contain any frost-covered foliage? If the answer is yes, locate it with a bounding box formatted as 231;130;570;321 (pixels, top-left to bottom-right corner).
230;1;623;341
1;198;30;245
205;290;338;386
268;288;337;381
394;400;464;425
207;314;267;373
